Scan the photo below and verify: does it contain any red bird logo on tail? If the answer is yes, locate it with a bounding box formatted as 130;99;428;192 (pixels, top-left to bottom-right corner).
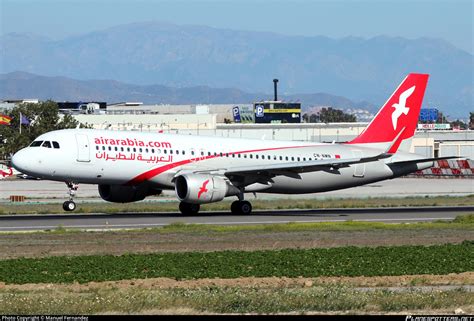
198;179;210;199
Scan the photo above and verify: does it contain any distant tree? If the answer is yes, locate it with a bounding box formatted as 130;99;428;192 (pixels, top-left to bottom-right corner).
0;100;82;159
436;111;448;124
309;114;320;123
450;119;468;130
319;107;356;123
302;113;309;123
470;112;474;130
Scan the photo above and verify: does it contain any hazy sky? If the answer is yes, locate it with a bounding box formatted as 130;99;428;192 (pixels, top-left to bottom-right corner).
1;0;472;53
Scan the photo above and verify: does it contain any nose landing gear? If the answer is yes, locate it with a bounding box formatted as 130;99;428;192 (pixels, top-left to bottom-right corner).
63;182;78;212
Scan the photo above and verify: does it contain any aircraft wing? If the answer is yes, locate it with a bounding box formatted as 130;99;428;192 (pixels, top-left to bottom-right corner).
223;153;391;177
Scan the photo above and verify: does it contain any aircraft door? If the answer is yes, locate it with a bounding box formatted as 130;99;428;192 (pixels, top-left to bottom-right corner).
352;151;365;177
75;134;90;162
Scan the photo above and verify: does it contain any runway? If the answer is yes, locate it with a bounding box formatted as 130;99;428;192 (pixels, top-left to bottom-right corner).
0;206;472;232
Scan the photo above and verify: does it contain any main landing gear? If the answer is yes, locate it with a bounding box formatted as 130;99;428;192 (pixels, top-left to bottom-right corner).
63;182;78;212
179;202;200;215
178;198;253;216
231;200;252;215
230;190;252;215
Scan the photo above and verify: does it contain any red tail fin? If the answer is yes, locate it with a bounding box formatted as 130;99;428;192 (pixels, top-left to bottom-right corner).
349;73;429;145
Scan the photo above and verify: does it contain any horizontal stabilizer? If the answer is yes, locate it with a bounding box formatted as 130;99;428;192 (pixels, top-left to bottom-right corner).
390;156;460;165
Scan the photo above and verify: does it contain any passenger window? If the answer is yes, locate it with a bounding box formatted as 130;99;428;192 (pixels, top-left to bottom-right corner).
285;156;288;161
146;148;149;153
303;158;306;161
115;147;118;151
52;141;60;149
133;148;136;152
250;155;253;159
121;147;124;152
291;157;295;161
176;150;179;154
42;141;51;148
102;146;106;151
95;146;99;151
268;155;271;160
139;148;142;153
182;150;185;155
191;151;195;155
127;147;130;152
152;149;155;153
108;146;111;151
279;156;282;161
30;141;43;147
297;157;300;162
164;149;167;154
238;154;241;158
171;150;174;154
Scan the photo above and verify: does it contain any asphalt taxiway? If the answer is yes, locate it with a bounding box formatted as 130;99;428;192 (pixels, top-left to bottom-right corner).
0;206;472;232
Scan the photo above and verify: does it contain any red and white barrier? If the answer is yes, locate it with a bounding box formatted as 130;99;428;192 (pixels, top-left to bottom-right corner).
408;159;474;178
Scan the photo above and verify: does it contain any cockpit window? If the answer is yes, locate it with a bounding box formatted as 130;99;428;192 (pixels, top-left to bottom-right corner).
30;141;43;147
52;141;60;149
42;141;52;148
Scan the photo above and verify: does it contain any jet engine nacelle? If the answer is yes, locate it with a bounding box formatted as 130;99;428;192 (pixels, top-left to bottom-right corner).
175;174;239;204
98;184;161;203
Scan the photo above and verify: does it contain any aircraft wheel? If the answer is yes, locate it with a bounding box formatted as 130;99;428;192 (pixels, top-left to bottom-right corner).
231;201;240;215
179;202;200;215
231;200;252;215
240;201;252;215
63;201;76;212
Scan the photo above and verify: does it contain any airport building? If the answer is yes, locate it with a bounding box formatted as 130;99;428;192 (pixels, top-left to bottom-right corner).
70;115;474;160
2;98;473;160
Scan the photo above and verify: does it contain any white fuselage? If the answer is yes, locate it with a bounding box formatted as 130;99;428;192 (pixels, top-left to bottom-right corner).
11;128;429;195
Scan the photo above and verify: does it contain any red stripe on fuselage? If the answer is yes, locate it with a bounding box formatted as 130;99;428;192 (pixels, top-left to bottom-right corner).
126;144;321;185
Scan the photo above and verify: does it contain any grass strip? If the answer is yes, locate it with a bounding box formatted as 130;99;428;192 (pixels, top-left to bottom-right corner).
1;286;472;314
35;213;474;235
157;214;474;233
0;243;472;284
1;195;473;215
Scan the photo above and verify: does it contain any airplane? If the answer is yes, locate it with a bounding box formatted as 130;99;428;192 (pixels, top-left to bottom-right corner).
10;73;455;214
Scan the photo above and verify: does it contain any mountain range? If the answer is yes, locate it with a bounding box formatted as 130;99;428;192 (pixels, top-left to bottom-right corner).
1;22;472;116
0;71;371;111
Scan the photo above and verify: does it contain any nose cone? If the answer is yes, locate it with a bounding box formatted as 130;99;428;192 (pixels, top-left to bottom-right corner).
11;149;30;173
